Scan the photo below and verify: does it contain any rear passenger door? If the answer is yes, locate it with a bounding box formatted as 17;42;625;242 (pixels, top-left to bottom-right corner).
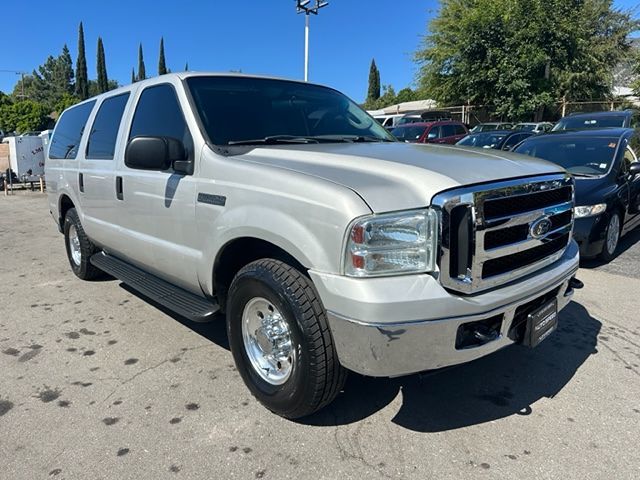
79;92;131;248
114;82;200;292
438;124;458;144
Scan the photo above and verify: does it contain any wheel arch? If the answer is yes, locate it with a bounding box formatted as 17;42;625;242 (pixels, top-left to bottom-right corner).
212;236;309;311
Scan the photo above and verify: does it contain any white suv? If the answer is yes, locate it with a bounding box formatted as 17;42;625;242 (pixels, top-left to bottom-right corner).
46;73;580;418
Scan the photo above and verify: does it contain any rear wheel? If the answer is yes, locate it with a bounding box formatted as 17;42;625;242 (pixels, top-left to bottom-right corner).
63;208;102;280
227;259;346;418
599;212;621;262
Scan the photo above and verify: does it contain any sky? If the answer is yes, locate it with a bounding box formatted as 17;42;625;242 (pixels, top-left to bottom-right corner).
0;0;638;103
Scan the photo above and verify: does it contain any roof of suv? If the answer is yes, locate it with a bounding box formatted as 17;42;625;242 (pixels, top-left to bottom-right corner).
567;110;635;118
393;121;465;128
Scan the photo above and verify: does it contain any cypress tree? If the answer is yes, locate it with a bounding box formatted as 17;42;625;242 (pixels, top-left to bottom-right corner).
158;37;167;75
131;68;136;84
367;59;380;102
137;44;146;81
96;37;109;93
185;62;189;71
75;22;89;99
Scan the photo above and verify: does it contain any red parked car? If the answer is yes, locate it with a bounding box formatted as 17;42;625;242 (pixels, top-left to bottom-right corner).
391;121;468;145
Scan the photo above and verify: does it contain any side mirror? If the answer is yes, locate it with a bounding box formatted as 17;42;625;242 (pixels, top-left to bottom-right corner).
630;163;640;177
125;136;192;174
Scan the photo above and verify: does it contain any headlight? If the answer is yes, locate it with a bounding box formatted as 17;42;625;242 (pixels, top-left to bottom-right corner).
574;204;606;218
344;209;439;277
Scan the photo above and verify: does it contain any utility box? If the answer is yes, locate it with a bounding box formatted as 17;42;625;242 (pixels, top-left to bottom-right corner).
2;136;46;177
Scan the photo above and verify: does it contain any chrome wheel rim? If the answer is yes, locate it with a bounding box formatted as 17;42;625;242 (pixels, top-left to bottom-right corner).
241;297;295;385
607;215;620;255
606;214;620;255
68;225;82;266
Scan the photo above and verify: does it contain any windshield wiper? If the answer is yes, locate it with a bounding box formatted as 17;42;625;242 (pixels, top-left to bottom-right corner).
227;135;320;146
305;135;394;143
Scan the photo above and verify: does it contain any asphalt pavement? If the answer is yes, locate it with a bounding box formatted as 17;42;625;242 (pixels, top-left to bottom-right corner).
1;192;638;480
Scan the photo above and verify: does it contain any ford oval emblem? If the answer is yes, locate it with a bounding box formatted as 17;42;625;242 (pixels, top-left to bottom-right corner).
530;217;552;239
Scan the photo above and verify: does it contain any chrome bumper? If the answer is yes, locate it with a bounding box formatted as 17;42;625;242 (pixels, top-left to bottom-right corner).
314;241;579;377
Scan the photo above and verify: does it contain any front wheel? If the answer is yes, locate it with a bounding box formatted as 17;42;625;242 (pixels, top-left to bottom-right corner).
599;212;621;262
227;259;346;419
63;208;102;280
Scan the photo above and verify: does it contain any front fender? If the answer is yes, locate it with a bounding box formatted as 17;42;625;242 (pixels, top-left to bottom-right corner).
198;204;343;296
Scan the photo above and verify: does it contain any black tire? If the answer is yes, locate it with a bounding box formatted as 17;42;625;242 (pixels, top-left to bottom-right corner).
227;259;346;419
599;211;621;262
63;208;102;280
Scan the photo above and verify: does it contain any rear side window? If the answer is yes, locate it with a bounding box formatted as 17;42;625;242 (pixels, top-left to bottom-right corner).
441;124;456;137
129;84;192;152
49;101;96;159
454;124;467;135
86;93;130;159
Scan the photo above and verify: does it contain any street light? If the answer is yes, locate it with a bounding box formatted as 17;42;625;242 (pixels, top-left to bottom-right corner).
296;0;329;82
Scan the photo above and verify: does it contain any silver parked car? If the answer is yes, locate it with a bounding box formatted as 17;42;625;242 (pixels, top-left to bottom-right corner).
46;73;580;418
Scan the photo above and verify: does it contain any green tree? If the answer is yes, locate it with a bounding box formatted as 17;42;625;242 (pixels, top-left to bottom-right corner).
367;59;381;103
416;0;639;120
0;100;50;133
131;68;136;84
55;93;79;115
158;37;167;75
75;22;89;100
88;79;119;97
396;87;419;104
137;44;146;81
12;46;75;110
96;37;109;93
184;62;189;71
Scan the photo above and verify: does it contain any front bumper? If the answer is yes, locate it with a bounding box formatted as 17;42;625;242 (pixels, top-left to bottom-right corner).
573;214;608;258
310;240;580;377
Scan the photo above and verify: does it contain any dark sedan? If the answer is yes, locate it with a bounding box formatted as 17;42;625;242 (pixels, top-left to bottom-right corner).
456;130;534;151
514;128;640;260
552;110;639;131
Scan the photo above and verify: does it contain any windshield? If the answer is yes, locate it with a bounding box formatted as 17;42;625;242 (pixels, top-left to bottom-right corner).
457;131;508;148
514;124;536;131
513;135;619;176
186;76;394;145
391;125;427;142
553;115;626;131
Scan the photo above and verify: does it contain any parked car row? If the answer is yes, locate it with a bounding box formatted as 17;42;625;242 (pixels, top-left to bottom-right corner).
451;110;640;262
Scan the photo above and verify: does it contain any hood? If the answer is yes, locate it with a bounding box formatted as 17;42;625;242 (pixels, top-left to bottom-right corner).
233;142;564;212
574;175;617;206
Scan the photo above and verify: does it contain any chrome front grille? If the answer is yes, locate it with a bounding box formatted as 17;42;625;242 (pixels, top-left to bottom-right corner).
432;174;574;294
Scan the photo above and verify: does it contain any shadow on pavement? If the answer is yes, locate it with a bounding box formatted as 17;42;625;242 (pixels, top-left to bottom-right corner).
118;282;600;432
302;301;601;432
119;284;230;350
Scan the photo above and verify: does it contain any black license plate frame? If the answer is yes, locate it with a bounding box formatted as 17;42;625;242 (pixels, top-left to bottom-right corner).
523;298;558;348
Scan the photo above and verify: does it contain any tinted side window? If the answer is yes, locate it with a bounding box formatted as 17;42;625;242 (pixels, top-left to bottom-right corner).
503;133;526;150
49;101;96;159
441;124;456;137
129;84;192;155
86;93;130;160
454;124;466;135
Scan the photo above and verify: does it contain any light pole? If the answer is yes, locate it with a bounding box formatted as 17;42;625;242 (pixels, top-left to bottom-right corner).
0;70;28;98
296;0;329;82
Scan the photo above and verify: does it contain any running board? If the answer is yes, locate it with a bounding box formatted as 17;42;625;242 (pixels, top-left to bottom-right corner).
90;252;220;322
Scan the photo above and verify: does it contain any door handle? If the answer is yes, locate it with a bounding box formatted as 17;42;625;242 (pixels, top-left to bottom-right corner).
78;173;84;193
116;176;123;200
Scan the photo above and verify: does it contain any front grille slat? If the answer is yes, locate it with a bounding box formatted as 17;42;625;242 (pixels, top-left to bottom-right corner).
483;186;572;219
432;174;574;294
482;234;570;278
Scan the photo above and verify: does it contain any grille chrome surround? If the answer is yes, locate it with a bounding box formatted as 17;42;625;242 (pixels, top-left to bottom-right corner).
432;174;574;294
